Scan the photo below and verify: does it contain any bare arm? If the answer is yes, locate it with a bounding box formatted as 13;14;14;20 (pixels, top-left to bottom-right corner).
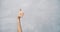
17;9;24;32
17;17;22;32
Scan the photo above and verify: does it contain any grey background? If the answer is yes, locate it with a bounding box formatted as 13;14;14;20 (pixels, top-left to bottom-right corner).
0;0;60;32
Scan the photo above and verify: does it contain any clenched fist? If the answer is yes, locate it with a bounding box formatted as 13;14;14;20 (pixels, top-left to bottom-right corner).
18;9;24;18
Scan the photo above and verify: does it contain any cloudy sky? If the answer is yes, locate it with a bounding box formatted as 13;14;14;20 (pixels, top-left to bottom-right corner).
0;0;60;32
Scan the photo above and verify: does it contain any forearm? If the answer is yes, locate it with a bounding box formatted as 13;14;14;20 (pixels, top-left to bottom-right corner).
17;17;22;32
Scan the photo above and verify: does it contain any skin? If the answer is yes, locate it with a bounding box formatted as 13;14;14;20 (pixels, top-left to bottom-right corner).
17;9;24;32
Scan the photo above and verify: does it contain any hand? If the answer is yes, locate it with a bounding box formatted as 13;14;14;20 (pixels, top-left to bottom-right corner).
17;9;24;18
